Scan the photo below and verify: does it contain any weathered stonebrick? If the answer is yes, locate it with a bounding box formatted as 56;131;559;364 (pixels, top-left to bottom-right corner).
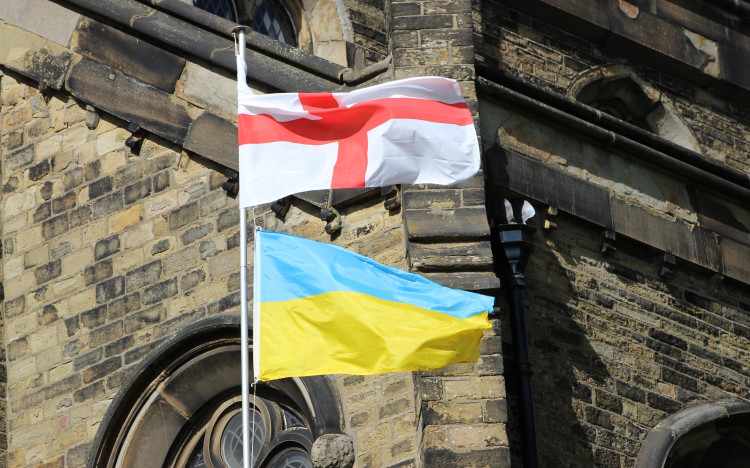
69;205;93;228
73;381;104;403
168;202;199;231
89;321;124;348
81;304;107;329
124;179;151;204
33;202;51;224
28;159;51;181
107;292;141;319
92;191;123;219
41;214;69;240
217;208;238;231
124;304;165;333
94;235;120;260
125;260;162;292
146;172;168;195
34;259;62;285
207;292;240;315
3;175;19;194
63;167;84;190
181;269;206;290
51;192;76;214
181;223;213;245
5;145;34;170
84;160;101;181
95;276;124;303
82;356;121;384
7;337;29;362
40;180;53;200
84;259;113;286
73;349;102;372
151;239;170;255
64;316;80;338
141;278;178;305
104;335;135;358
124;340;161;365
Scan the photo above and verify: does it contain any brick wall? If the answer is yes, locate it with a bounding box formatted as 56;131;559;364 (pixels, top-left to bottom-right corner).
0;65;419;466
516;211;750;467
477;1;750;173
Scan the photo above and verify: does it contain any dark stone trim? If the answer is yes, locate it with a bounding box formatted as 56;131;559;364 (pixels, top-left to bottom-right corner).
57;0;343;92
484;147;750;284
71;17;186;93
66;57;192;145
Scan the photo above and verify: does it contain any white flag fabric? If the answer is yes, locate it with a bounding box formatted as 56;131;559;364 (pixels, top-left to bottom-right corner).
236;56;480;208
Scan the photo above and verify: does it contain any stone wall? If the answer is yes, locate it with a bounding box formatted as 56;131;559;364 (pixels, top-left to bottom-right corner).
475;2;750;467
0;65;422;466
478;1;750;172
519;210;750;467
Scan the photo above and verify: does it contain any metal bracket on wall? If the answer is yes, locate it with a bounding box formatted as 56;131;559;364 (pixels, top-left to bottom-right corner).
382;185;401;210
125;123;146;153
271;197;291;218
543;206;558;231
601;229;617;254
708;273;724;294
320;205;342;235
85;105;100;130
659;253;676;278
221;168;239;198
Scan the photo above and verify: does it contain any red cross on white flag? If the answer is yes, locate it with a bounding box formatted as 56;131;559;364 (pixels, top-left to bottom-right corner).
236;56;480;208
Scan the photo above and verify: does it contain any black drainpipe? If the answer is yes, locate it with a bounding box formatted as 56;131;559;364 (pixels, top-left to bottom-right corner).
489;199;538;468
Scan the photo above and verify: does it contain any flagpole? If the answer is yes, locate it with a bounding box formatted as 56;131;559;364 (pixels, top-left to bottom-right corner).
233;24;252;468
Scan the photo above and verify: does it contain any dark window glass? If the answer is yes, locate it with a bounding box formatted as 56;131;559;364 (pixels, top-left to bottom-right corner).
249;0;297;46
193;0;237;21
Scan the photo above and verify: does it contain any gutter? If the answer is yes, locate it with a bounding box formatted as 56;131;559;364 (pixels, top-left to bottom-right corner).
57;0;346;91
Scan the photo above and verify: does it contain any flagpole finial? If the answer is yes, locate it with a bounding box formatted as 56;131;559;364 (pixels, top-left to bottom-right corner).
232;25;251;56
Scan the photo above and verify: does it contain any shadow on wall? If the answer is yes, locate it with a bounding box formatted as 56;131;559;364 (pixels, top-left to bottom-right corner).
498;237;613;468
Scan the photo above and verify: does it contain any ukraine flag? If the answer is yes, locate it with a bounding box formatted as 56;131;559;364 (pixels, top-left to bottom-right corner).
252;230;494;381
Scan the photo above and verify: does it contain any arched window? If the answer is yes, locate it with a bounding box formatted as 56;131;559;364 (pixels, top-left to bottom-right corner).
88;316;344;468
193;0;298;47
568;65;701;151
636;401;750;468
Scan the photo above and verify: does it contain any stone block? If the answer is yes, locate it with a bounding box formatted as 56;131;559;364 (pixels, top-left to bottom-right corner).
404;207;490;239
88;177;113;200
95;276;124;303
125;260;163;292
180;62;236;115
0;22;73;89
28;159;50;181
84;260;112;286
123;179;151;205
72;18;185;92
34;259;61;285
0;0;79;46
169;202;199;231
142;278;178;305
66;58;192;145
51;191;77;214
92;191;123;219
4;145;34;171
444;376;506;400
82;356;121;384
109;204;143;232
94;235;120;260
124;304;165;333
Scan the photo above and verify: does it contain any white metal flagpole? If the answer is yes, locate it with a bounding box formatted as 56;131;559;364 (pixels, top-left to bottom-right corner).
233;25;252;468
